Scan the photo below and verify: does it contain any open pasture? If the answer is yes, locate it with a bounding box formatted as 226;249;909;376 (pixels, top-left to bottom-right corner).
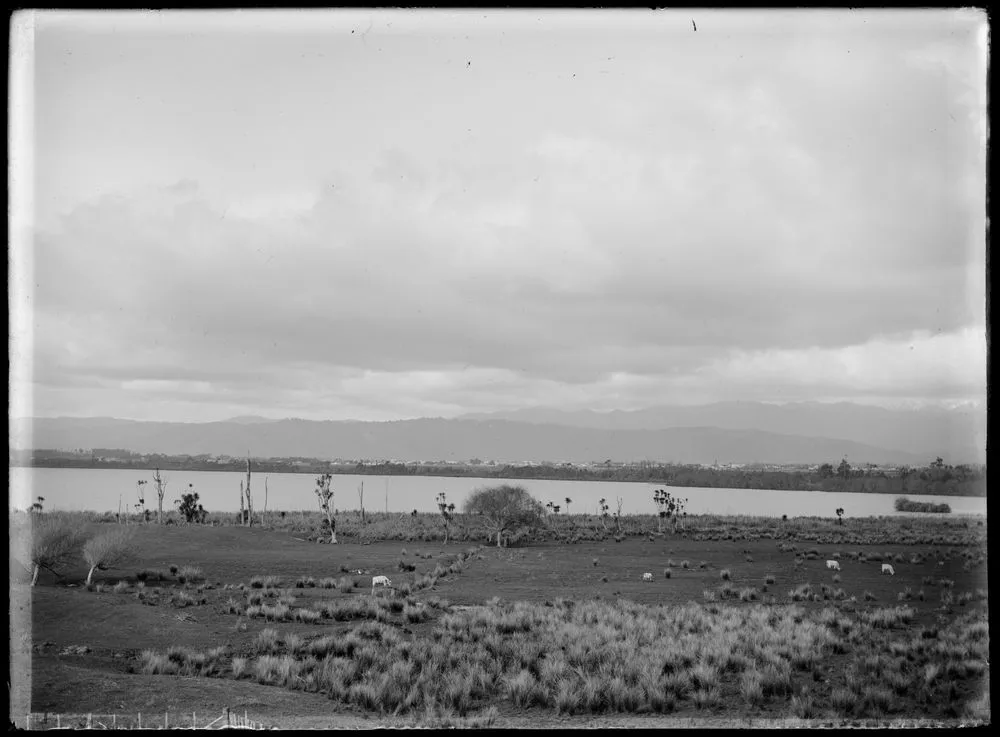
14;515;989;728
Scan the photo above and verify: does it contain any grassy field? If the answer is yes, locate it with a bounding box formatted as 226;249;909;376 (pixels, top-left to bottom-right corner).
11;513;990;728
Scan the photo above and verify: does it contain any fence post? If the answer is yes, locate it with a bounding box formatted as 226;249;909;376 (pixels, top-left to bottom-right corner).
165;712;168;729
113;715;116;729
137;714;140;730
193;712;196;729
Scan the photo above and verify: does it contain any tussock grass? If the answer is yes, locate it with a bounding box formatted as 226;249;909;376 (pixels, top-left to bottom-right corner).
249;575;283;589
135;573;990;721
170;590;200;608
176;565;204;584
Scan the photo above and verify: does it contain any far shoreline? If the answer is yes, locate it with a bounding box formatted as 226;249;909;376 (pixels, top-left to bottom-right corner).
11;457;987;499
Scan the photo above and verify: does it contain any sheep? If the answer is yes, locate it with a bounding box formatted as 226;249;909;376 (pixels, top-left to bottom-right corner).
642;572;653;582
371;574;392;594
826;560;841;571
881;564;895;576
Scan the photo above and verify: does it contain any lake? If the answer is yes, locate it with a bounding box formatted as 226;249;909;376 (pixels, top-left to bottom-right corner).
9;467;988;519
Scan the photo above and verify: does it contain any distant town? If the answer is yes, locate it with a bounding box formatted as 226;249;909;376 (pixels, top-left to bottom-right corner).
11;448;985;497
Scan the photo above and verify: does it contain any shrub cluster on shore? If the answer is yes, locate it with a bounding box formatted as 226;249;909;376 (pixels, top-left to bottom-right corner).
894;497;952;514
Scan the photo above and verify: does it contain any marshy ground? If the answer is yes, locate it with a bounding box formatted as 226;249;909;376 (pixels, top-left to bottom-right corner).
11;514;990;728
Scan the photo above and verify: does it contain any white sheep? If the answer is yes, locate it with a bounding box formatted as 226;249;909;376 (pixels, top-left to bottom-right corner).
371;574;392;594
881;564;895;576
642;572;653;582
826;560;841;571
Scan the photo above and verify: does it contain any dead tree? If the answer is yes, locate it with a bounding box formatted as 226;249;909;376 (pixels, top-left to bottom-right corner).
243;454;254;527
153;469;166;525
263;476;269;527
358;481;365;524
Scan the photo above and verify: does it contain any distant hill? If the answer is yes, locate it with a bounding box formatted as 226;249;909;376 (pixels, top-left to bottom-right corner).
225;415;283;425
9;414;946;466
457;402;986;465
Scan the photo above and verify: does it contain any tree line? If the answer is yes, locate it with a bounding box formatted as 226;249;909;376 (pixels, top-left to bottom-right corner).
18;451;985;497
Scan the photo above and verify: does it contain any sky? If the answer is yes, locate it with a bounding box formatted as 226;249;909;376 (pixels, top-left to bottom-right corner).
9;9;989;423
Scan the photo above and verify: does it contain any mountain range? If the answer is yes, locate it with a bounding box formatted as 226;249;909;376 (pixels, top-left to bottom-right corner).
10;402;987;466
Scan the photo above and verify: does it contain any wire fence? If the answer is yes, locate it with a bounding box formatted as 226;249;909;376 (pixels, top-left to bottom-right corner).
23;709;269;730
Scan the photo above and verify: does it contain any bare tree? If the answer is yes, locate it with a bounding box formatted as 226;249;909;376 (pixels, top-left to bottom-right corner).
315;473;337;543
152;468;167;524
29;515;88;586
244;453;254;527
263;476;269;528
83;528;138;586
358;481;365;524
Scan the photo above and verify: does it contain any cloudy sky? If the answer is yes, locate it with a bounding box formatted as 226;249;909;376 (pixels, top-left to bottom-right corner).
9;9;988;423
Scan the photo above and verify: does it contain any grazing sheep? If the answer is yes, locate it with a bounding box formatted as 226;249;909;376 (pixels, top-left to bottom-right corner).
642;572;653;582
371;575;392;594
826;560;841;571
881;564;895;576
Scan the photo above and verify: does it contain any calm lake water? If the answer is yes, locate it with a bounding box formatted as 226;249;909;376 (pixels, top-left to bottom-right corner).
9;467;988;519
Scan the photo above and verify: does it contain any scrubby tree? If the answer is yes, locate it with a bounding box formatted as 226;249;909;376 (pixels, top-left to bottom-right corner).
837;458;852;479
83;527;138;585
30;496;45;514
464;484;546;547
653;488;687;533
817;463;835;479
29;515;88;586
598;498;609;531
315;473;337;544
564;497;572;516
835;507;845;525
135;479;147;523
437;491;456;544
175;485;207;524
